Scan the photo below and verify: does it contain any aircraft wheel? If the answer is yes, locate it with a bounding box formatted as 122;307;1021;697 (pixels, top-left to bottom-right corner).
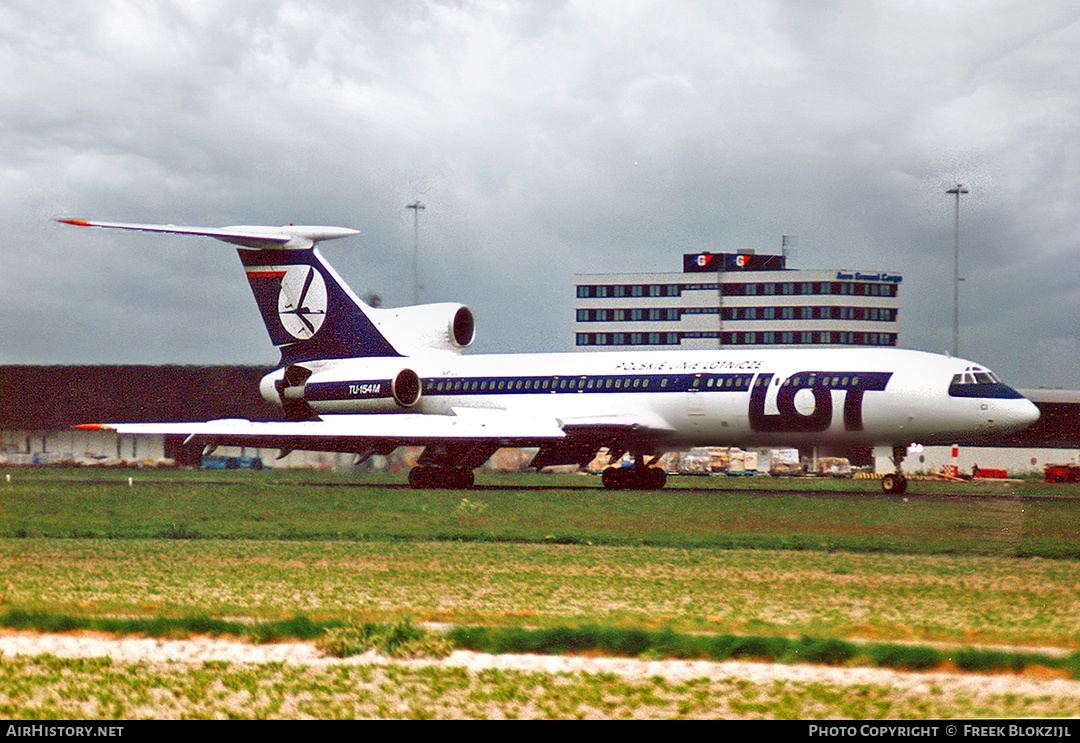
408;466;428;488
603;467;666;490
602;467;626;490
881;473;908;495
409;466;440;489
450;468;475;489
409;466;475;489
645;467;667;490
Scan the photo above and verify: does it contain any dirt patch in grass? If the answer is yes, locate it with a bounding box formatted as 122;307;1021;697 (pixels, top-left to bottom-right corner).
3;631;1080;719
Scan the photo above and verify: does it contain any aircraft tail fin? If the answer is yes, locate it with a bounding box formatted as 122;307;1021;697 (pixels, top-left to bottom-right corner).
238;246;402;363
58;220;403;364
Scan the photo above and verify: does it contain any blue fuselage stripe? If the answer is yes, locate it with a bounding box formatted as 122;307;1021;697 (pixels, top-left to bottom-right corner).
305;372;758;401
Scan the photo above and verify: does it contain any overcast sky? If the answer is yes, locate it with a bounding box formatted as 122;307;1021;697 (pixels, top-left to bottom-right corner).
2;0;1077;389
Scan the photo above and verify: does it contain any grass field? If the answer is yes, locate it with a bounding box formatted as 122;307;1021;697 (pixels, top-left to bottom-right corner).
2;468;1078;557
3;468;1080;640
4;537;1080;646
2;467;1080;718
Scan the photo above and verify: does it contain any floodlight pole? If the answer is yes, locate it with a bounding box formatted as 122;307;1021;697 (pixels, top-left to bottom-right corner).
946;184;968;357
406;200;425;305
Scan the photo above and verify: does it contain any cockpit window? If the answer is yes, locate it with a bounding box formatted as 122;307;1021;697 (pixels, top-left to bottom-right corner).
948;366;1022;399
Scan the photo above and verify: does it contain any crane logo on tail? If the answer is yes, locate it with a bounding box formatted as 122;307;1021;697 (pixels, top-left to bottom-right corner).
246;264;328;340
277;265;327;339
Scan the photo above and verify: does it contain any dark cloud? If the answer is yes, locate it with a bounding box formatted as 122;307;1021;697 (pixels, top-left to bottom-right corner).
1;0;1076;389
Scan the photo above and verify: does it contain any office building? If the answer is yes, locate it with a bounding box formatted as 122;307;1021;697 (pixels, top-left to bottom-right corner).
575;251;902;350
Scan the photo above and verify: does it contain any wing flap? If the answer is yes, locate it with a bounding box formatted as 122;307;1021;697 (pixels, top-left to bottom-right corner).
557;410;676;434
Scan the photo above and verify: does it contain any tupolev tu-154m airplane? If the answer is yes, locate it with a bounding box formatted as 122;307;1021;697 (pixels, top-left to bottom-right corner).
59;218;1040;494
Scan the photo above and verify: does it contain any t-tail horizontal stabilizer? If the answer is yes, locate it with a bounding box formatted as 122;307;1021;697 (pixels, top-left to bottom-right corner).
56;219;359;251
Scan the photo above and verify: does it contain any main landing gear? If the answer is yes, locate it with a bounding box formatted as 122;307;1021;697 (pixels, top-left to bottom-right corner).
407;465;475;489
602;453;667;490
882;445;908;495
601;466;667;490
406;442;497;489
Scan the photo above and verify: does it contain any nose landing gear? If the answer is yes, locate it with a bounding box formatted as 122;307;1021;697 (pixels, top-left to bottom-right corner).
882;445;908;494
881;472;908;494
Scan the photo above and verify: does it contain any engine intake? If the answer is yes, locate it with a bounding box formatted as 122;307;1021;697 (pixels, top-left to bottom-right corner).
451;306;475;348
372;302;475;353
392;368;421;407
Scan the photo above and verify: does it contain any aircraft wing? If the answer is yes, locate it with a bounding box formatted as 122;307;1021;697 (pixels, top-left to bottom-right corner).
77;410;567;451
76;407;678;467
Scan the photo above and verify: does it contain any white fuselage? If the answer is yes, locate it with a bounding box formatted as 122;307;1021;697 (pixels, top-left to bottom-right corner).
260;347;1040;450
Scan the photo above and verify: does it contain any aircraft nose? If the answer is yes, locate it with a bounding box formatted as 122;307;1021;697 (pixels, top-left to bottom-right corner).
1001;398;1040;432
1018;398;1041;428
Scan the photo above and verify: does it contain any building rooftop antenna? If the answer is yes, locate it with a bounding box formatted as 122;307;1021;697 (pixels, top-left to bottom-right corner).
781;235;798;264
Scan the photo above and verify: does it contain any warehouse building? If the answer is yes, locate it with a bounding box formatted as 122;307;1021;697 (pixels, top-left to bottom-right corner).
575;250;902;350
0;366;288;468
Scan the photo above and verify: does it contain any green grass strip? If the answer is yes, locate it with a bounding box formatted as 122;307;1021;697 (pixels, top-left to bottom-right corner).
0;609;327;643
3;609;1078;679
446;625;1080;679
